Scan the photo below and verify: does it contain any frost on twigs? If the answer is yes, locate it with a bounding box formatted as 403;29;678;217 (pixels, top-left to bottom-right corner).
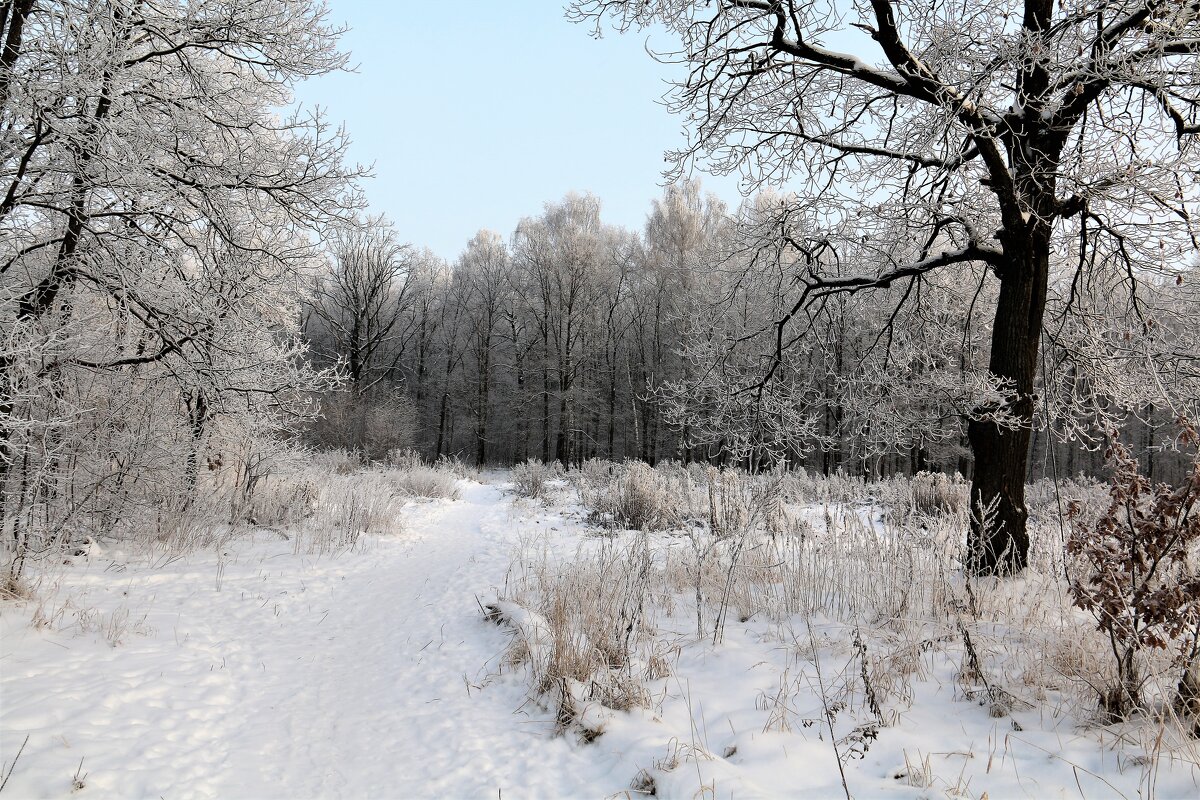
510;459;559;501
484;534;659;741
1067;419;1200;723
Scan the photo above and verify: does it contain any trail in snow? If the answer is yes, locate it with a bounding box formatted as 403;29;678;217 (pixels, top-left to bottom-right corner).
0;481;612;799
216;482;603;799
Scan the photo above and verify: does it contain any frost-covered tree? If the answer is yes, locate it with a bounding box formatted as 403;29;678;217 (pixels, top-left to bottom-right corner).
1;0;361;550
512;193;617;465
309;218;415;393
660;191;998;474
570;0;1200;574
455;230;510;466
306;216;417;459
638;179;730;463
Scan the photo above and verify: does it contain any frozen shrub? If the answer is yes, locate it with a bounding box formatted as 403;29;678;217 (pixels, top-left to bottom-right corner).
570;458;618;493
487;534;658;731
1066;422;1200;720
389;466;460;500
309;448;361;475
586;461;686;531
306;390;417;463
1026;476;1107;528
132;486;235;551
385;448;424;472
435;453;476;479
302;474;407;553
779;468;869;507
512;459;554;500
705;466;756;534
247;475;318;527
875;472;968;525
614;465;675;530
909;471;968;516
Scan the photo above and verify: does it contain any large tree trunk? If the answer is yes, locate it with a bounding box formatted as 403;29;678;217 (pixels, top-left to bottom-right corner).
966;227;1050;575
966;0;1058;575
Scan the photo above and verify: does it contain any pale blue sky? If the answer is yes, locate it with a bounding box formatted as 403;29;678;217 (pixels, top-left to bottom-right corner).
294;1;743;260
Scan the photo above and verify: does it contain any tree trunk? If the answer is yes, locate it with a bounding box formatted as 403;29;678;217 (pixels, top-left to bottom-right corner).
415;313;428;404
0;0;33;114
0;353;14;540
541;351;550;463
555;390;569;465
436;392;449;458
475;329;490;467
966;228;1049;575
607;367;617;459
183;391;208;490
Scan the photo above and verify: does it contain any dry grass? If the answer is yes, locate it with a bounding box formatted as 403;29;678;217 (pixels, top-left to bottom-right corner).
511;459;558;501
489;461;1200;774
388;466;460;500
311;448;362;475
3;451;448;610
488;531;670;737
1;574;34;602
247;476;319;527
293;473;407;555
579;460;697;531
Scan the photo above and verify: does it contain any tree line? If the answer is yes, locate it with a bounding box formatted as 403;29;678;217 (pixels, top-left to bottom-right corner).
3;0;1198;580
302;181;1200;489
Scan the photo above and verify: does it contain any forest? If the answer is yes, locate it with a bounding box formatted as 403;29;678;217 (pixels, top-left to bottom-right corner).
2;1;1200;798
303;183;1200;486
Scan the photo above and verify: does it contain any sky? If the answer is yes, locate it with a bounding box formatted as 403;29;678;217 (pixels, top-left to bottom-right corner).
293;1;745;262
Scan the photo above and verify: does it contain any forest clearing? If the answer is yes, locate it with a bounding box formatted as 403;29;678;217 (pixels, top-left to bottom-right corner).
3;1;1200;797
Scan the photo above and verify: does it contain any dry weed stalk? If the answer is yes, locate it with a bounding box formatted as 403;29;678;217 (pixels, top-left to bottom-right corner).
489;532;661;736
496;456;1200;790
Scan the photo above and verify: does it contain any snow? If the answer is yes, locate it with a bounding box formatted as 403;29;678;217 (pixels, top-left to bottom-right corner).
3;476;1199;799
1;483;604;798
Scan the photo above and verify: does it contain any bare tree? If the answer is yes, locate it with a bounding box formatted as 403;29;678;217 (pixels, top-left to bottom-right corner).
311;218;414;391
570;0;1200;573
512;194;614;465
456;230;510;466
1;0;360;551
642;179;730;462
306;216;416;458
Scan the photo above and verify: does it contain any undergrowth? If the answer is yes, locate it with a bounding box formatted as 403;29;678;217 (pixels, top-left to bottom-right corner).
488;458;1200;794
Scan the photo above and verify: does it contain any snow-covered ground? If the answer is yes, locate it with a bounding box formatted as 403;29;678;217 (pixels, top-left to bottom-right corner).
2;482;607;798
2;474;1198;798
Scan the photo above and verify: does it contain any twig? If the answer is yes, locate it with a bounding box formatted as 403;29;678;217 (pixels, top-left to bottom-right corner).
0;735;29;794
807;622;852;800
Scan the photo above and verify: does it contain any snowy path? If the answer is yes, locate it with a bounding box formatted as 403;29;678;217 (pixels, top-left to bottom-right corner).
216;481;603;799
1;482;611;799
